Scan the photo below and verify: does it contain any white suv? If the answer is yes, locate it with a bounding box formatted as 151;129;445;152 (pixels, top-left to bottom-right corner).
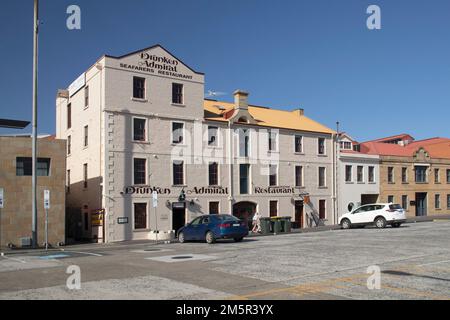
339;203;407;229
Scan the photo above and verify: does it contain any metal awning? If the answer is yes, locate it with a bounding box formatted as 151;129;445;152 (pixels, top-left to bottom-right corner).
0;118;30;129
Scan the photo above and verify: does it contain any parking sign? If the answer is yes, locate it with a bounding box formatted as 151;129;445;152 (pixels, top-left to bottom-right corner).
0;188;4;209
44;190;50;209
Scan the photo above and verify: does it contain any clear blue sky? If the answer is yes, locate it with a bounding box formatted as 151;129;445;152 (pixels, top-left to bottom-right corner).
1;0;450;141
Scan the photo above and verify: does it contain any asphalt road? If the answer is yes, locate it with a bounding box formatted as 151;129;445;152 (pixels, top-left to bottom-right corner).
0;220;449;300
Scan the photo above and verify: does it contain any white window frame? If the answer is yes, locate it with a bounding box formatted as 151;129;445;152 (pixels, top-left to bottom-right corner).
171;121;186;146
318;166;327;187
368;166;376;183
132;157;148;185
357;165;364;183
208;200;221;215
268;199;279;217
295;165;304;187
345;165;353;183
132;201;149;231
172;159;186;186
267;129;279;153
268;164;278;187
294;135;304;154
171;82;184;106
208;161;220;186
207;125;219;148
318;137;326;156
132;116;148;142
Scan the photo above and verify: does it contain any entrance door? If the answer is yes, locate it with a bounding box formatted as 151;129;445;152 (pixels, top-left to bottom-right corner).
294;200;304;229
415;193;427;217
172;203;186;232
233;201;257;229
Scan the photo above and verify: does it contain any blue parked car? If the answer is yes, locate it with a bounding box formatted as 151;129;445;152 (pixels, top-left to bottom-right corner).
177;214;249;244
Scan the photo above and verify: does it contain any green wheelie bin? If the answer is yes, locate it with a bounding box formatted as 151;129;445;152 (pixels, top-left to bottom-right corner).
259;217;271;234
271;217;282;234
282;217;292;233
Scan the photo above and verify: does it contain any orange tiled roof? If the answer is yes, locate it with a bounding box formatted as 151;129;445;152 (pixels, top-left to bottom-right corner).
360;137;450;159
204;100;335;134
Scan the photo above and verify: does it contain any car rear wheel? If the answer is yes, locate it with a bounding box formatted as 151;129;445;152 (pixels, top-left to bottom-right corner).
178;232;185;243
341;219;351;230
205;231;216;244
234;237;243;242
375;217;387;229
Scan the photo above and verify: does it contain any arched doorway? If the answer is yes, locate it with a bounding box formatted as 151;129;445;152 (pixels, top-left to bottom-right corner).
233;201;257;229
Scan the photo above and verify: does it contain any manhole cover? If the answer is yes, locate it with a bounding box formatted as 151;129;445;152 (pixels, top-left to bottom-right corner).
171;256;193;260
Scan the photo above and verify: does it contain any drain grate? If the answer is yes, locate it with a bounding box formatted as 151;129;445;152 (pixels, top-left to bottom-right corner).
171;256;193;260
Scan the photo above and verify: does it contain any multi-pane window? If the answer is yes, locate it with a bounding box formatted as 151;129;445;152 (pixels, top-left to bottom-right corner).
318;167;326;187
173;161;184;185
368;166;375;183
83;125;88;147
239;164;250;194
388;167;394;183
318;138;325;155
134;158;146;185
357;166;364;183
447;169;450;183
16;157;50;176
415;166;427;183
295;166;303;187
402;167;408;183
172;122;184;144
402;195;408;210
172;83;183;104
239;129;250;157
133;77;145;99
340;141;352;150
208;126;218;146
209;202;219;215
67;103;72;129
269;164;277;186
345;165;352;182
67;135;71;155
294;135;303;153
319;200;326;219
435;194;441;209
268;130;277;151
447;194;450;209
435;168;440;183
134;203;147;230
83;163;88;188
133;118;146;142
209;162;218;186
388;195;394;203
269;200;278;217
84;86;89;107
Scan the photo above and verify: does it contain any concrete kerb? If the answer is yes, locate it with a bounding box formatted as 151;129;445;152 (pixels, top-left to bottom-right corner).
2;216;448;255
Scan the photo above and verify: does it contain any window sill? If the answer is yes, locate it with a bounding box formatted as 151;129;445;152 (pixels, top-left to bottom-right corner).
171;143;187;147
402;182;409;184
294;152;305;155
84;106;89;110
207;145;222;149
131;97;148;103
357;182;365;184
317;154;328;157
172;185;187;188
415;182;428;184
388;182;395;184
368;182;377;184
132;140;150;145
345;182;354;184
171;103;185;107
318;186;328;189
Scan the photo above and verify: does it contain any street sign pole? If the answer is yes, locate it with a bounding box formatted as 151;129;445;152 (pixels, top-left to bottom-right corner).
44;190;50;251
152;191;158;244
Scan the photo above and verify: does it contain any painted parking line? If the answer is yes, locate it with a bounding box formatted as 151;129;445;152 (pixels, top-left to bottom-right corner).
417;259;450;267
0;255;27;264
61;250;103;257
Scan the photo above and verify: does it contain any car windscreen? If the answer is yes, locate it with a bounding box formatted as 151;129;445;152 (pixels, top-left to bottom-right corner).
389;204;403;210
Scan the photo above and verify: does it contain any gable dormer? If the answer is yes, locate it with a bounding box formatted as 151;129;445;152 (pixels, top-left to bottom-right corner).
229;90;257;125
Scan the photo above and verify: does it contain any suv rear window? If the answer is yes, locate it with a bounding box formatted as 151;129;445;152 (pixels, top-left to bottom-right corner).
389;204;402;210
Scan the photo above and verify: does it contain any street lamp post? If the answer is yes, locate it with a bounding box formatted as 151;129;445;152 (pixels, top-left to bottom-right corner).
31;0;39;248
